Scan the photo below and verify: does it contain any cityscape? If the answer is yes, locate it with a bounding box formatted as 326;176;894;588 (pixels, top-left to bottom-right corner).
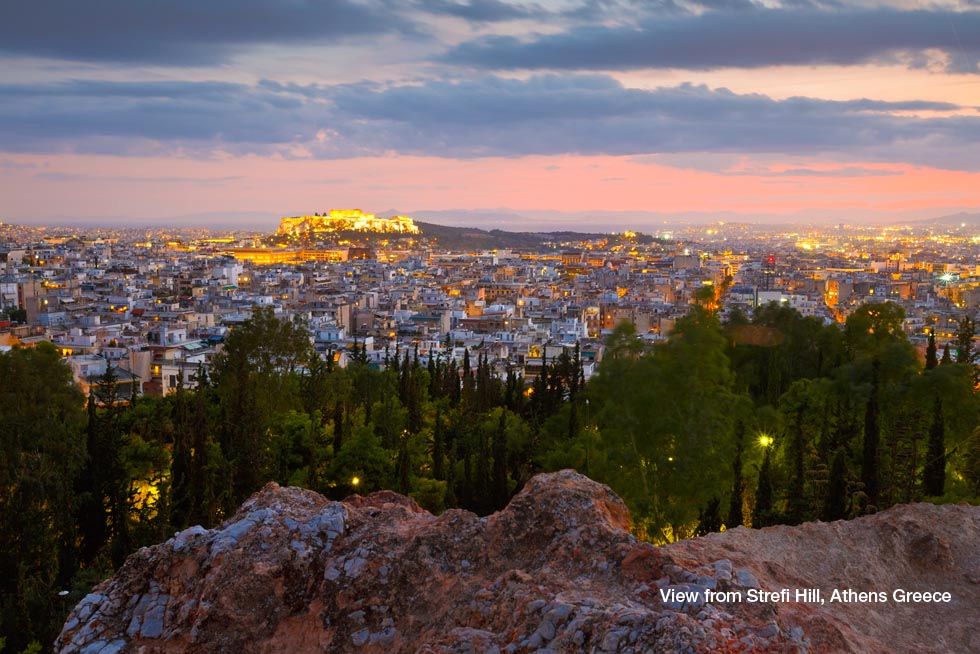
5;209;980;653
4;0;980;652
4;211;980;392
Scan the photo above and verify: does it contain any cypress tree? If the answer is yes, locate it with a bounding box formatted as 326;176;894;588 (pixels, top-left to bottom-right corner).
76;392;108;566
432;407;445;480
823;448;849;521
925;332;938;370
491;409;509;510
189;381;217;527
956;315;976;364
396;434;411;495
461;348;475;409
753;446;775;527
786;405;808;525
567;399;579;442
941;344;952;365
444;446;458;508
332;401;345;453
170;377;192;529
727;421;745;528
695;497;723;536
427;354;438;398
862;360;880;506
475;425;490;513
923;395;946;497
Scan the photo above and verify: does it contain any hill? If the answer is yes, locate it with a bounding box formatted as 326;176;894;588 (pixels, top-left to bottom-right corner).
55;471;980;654
413;221;613;250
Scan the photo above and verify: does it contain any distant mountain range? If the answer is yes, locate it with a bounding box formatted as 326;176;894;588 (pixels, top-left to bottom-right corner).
12;206;980;232
412;221;621;250
905;211;980;228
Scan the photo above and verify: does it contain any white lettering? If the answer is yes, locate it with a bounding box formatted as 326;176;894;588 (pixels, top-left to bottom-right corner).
892;589;951;603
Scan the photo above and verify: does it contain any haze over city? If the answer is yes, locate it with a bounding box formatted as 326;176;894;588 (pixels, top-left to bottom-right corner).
3;0;980;228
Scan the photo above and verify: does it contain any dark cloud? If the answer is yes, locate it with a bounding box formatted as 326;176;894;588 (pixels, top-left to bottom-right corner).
2;75;979;170
0;0;414;64
321;78;980;169
412;0;541;22
33;172;244;184
0;79;319;146
445;8;980;73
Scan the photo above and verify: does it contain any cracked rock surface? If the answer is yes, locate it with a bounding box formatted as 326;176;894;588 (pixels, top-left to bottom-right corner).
55;470;979;654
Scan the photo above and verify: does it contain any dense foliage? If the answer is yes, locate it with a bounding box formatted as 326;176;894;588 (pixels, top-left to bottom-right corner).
2;302;980;651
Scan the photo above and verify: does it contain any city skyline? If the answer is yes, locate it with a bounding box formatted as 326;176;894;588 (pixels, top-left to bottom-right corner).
3;0;980;226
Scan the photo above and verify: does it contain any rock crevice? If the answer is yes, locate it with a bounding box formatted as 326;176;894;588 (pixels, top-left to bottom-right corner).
56;470;980;654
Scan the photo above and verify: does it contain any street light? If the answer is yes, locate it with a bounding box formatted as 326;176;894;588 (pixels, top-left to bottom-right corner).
757;433;774;448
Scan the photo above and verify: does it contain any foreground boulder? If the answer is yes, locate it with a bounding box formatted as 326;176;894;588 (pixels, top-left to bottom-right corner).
56;471;979;654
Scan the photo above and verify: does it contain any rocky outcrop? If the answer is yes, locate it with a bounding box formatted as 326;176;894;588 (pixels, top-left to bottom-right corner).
55;471;980;654
667;502;980;654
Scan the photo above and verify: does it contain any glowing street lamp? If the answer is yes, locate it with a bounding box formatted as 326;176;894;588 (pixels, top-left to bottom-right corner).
757;433;774;448
351;476;361;488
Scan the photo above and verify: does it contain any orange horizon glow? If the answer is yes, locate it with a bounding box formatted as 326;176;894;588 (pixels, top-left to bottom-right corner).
3;152;979;225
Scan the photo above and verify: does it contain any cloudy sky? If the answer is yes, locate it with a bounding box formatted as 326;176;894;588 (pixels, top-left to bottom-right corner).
3;0;980;227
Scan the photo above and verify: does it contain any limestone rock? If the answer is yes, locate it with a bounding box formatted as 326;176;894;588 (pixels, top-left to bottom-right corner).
55;470;979;654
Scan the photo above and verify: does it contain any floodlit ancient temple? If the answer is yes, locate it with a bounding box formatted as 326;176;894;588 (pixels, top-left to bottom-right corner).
277;209;419;236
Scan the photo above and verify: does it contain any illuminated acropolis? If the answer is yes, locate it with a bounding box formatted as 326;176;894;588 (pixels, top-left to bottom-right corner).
277;209;419;237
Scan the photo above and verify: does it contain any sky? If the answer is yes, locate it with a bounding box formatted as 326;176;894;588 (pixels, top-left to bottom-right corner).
3;0;980;229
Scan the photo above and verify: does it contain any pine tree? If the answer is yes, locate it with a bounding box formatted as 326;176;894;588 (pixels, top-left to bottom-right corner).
923;395;946;497
941;344;952;365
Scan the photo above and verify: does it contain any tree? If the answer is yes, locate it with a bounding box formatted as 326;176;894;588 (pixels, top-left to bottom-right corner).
785;402;808;525
491;408;510;510
169;376;193;529
861;360;881;507
956;315;976;365
694;497;723;536
753;446;775;528
823;449;849;521
212;305;313;507
923;395;946;497
727;421;745;528
0;344;85;651
925;332;938;370
589;309;741;541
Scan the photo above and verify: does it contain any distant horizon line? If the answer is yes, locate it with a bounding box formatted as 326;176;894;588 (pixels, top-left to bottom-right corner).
4;205;980;233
